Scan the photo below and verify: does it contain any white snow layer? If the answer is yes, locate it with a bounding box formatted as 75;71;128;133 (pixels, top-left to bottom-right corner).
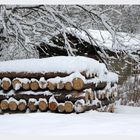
0;105;140;139
67;28;140;51
0;56;118;83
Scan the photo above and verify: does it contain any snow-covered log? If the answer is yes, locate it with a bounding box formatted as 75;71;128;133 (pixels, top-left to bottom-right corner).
38;98;48;112
1;78;11;91
64;101;73;113
57;103;65;113
30;79;39;91
18;99;27;112
22;78;30;90
64;82;73;91
12;78;22;91
8;98;18;111
48;96;58;112
72;77;84;91
0;99;9;111
28;98;38;112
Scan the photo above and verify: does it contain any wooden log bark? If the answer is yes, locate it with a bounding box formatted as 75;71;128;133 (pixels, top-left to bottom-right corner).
1;78;11;91
22;78;30;90
67;91;89;103
30;79;39;91
12;91;52;102
48;96;58;112
72;78;84;90
64;101;73;113
0;71;95;79
95;82;107;90
18;99;27;112
12;78;22;91
38;98;48;111
57;103;65;113
0;99;9;110
28;98;38;112
8;98;18;111
64;82;73;91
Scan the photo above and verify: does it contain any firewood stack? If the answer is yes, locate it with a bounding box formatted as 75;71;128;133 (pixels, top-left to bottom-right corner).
0;56;118;114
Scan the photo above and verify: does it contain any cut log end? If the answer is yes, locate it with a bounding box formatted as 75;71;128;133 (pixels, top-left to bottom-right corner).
30;81;39;91
0;100;9;110
18;100;27;111
47;82;56;91
12;79;21;90
39;100;48;111
58;103;65;113
22;83;30;90
1;79;11;91
64;82;73;91
9;101;18;111
28;99;38;112
65;101;73;113
72;78;84;91
49;102;58;112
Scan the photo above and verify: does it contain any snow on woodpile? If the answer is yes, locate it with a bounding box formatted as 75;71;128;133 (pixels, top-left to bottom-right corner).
0;56;118;83
0;56;118;114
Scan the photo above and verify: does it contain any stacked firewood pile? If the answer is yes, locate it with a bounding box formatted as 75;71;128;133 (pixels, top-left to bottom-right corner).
0;56;118;114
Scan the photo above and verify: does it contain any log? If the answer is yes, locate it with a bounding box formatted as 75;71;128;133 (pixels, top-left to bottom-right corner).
0;71;95;79
38;98;48;111
12;91;52;101
0;99;9;110
30;79;39;91
28;98;38;112
57;81;64;90
64;101;73;113
72;78;84;91
95;82;107;90
47;82;56;91
48;96;58;112
1;78;11;91
18;99;27;112
74;99;86;113
57;103;65;113
64;82;73;91
67;91;89;103
8;98;18;111
39;77;47;89
12;78;22;90
22;78;30;90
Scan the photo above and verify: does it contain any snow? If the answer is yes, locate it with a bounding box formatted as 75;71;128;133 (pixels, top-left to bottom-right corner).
0;56;118;83
67;28;140;51
0;105;140;139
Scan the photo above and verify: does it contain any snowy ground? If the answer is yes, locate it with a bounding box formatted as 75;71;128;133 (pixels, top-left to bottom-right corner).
0;105;140;140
